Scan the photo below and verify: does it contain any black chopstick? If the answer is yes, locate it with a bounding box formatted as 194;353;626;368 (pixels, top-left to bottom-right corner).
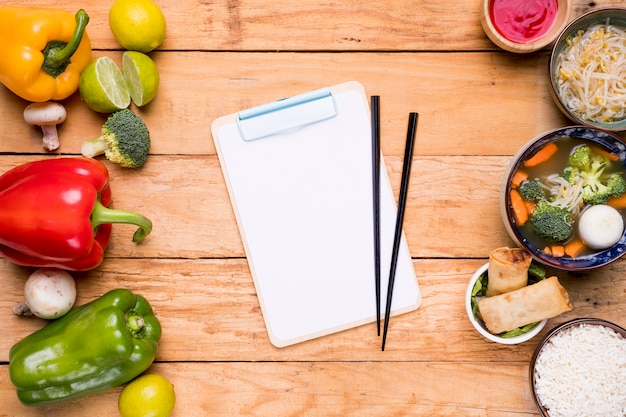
371;96;381;336
381;112;418;351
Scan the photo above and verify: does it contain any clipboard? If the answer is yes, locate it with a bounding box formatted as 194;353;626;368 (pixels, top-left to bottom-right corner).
211;81;421;347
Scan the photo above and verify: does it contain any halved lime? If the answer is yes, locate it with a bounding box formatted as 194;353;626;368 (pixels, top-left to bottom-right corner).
122;51;160;107
79;56;131;113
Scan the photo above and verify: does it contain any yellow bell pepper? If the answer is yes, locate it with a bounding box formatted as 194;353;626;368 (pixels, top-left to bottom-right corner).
0;7;91;102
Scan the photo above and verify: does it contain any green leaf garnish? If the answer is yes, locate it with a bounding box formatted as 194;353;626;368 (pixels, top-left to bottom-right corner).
499;322;539;338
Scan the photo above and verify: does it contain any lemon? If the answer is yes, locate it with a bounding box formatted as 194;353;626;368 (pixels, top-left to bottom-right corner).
118;373;176;417
109;0;166;53
79;57;131;113
122;51;160;107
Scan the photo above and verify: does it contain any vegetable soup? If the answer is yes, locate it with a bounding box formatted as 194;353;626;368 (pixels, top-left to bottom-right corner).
509;136;626;259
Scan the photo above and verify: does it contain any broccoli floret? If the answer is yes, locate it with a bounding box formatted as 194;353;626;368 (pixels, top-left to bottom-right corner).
583;173;626;204
582;188;609;205
530;201;574;243
562;166;580;184
607;173;626;197
566;144;625;204
568;144;593;170
81;109;151;168
518;179;546;202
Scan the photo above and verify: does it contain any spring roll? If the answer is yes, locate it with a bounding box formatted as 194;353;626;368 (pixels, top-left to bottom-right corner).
478;276;572;334
486;247;532;296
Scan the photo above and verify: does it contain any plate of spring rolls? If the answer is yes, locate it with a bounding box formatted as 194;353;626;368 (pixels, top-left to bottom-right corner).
466;247;573;344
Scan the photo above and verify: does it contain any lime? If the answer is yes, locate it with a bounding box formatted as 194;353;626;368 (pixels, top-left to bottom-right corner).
118;373;176;417
122;51;160;107
79;57;130;113
109;0;166;53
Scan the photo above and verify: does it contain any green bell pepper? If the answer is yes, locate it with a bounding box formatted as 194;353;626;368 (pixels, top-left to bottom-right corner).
9;288;162;406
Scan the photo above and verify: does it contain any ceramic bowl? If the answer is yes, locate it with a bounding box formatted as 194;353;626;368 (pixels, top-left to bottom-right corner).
465;263;547;344
549;7;626;130
529;318;626;416
480;0;571;53
501;126;626;270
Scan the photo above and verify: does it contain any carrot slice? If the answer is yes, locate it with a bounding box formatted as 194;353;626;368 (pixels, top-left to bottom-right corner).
564;239;585;258
523;142;558;167
543;246;552;256
511;170;528;188
550;245;565;258
510;189;528;226
524;200;536;215
608;193;626;209
591;145;620;161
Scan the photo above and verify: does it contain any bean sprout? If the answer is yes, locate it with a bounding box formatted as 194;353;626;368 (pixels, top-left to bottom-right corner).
542;173;585;216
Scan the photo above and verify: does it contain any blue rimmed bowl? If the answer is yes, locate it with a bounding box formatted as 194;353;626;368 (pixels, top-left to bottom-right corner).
501;126;626;270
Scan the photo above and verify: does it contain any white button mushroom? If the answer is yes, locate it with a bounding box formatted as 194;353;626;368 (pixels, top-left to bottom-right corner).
23;101;67;151
578;204;624;250
12;268;77;319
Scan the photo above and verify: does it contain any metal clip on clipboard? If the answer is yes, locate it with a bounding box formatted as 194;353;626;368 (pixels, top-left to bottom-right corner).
236;88;338;141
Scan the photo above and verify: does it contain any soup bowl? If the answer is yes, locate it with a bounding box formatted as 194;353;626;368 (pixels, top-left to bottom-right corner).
549;7;626;131
501;126;626;270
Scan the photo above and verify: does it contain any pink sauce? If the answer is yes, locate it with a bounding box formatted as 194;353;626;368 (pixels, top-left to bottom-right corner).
490;0;558;43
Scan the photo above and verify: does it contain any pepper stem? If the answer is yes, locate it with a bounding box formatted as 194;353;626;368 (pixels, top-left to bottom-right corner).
42;9;90;77
126;310;147;338
91;200;153;242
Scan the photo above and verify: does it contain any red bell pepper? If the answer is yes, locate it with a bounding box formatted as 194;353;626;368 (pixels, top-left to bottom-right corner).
0;157;152;271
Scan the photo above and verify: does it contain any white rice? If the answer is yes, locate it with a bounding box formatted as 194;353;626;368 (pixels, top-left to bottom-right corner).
533;323;626;417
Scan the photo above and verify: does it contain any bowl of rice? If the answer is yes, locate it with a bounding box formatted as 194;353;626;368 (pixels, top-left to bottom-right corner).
530;318;626;417
549;7;626;131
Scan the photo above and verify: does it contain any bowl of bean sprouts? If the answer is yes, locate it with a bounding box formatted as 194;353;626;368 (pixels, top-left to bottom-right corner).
549;7;626;131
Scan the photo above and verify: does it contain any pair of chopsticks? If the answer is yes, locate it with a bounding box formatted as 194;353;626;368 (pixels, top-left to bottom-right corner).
371;96;418;351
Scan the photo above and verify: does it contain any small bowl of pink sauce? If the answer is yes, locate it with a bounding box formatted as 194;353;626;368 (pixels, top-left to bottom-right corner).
481;0;572;53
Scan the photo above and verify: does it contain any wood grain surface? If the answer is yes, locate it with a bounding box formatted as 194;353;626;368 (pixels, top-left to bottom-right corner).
1;0;626;416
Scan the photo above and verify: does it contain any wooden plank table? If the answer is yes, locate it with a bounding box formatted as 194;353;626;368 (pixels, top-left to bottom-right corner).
1;0;626;415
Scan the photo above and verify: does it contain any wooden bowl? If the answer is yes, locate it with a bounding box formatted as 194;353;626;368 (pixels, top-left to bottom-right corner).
480;0;572;53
